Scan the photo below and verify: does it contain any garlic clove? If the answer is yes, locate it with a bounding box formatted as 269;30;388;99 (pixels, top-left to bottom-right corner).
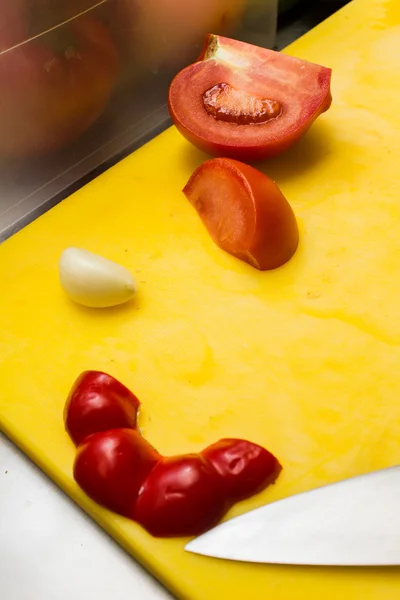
59;247;138;308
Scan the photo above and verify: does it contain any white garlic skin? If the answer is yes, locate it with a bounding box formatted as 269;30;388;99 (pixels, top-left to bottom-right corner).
59;247;137;308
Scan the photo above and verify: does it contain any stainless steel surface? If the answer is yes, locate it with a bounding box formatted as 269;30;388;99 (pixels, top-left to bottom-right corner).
0;432;174;600
186;466;400;565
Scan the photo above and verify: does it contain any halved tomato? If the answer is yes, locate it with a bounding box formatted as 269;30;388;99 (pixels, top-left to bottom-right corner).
169;34;332;161
183;157;299;270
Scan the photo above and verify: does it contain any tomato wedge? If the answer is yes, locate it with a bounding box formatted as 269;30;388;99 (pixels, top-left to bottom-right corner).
183;157;299;270
169;34;332;161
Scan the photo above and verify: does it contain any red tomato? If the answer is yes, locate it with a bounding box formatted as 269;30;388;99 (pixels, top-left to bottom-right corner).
202;438;282;502
168;34;332;161
134;454;228;537
64;371;140;446
0;12;118;158
74;429;160;518
183;157;299;270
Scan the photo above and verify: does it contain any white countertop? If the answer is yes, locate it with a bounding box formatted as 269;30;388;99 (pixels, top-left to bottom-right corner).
0;433;174;600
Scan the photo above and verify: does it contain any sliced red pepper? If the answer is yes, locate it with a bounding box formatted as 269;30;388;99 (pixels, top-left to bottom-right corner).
134;454;227;537
168;34;332;161
64;371;140;446
65;371;282;537
183;157;299;270
74;428;161;518
202;438;282;502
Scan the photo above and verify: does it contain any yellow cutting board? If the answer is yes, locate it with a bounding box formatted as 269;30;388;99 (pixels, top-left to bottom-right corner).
1;0;400;597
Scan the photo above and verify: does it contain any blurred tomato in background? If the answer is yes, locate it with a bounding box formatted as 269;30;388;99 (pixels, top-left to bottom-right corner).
0;0;118;159
112;0;247;72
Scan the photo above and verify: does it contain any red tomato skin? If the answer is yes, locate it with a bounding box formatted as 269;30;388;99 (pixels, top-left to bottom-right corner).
202;438;282;502
64;371;140;446
0;14;118;158
134;454;228;537
74;429;161;518
168;34;332;161
183;157;299;270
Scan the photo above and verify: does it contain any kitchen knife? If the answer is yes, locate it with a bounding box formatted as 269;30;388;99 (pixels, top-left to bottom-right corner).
185;465;400;565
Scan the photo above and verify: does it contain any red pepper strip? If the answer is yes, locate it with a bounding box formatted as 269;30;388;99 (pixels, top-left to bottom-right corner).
74;429;160;518
134;454;228;537
64;371;140;446
65;371;282;537
202;438;282;502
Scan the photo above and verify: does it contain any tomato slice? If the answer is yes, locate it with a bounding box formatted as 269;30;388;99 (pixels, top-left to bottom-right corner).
183;157;299;270
168;34;332;161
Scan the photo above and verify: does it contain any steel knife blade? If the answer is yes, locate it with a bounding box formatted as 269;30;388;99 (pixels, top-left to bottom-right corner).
185;465;400;565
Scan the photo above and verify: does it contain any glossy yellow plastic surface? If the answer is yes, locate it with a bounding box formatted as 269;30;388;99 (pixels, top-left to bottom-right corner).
1;0;400;597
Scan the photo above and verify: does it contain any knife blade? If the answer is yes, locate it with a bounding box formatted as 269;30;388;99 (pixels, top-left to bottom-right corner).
185;465;400;565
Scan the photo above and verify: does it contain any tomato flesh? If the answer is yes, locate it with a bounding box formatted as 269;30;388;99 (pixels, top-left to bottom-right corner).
183;157;299;270
168;34;332;160
203;82;282;125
